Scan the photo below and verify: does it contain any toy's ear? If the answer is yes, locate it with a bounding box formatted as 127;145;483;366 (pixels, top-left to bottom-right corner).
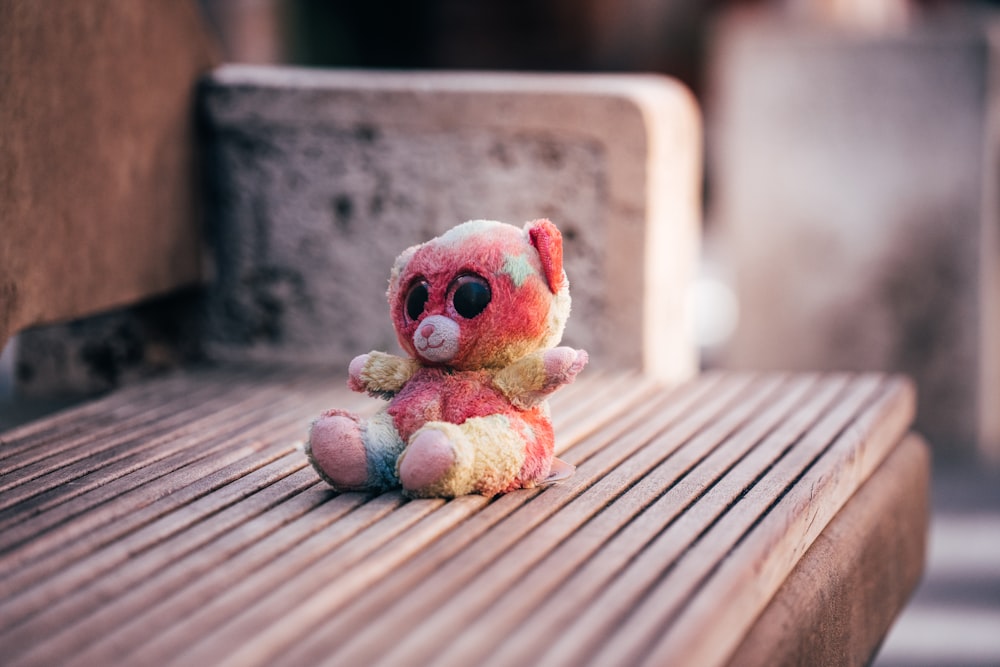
527;219;564;293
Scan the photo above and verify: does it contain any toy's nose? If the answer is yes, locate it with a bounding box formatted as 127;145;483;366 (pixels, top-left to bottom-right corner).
420;323;435;339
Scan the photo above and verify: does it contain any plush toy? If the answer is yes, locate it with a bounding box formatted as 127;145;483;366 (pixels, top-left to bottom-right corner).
305;218;588;498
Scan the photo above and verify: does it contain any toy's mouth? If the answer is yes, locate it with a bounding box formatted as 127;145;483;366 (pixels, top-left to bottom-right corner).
413;315;460;363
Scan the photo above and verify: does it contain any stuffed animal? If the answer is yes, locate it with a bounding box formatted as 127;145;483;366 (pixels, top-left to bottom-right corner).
305;218;588;498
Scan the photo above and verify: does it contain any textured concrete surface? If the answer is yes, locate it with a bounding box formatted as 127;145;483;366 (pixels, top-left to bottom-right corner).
198;66;702;382
11;290;204;397
709;12;996;461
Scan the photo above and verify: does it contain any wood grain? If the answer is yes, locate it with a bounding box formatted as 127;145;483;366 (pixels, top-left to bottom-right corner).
0;1;217;347
0;369;923;667
726;433;931;667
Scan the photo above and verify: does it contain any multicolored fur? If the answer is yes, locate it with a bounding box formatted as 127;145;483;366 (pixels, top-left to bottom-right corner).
306;219;587;498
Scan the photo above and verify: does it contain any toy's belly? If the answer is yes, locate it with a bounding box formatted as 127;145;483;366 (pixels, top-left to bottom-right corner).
388;368;512;440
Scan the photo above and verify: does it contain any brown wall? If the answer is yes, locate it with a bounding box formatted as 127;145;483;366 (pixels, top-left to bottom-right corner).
0;1;217;347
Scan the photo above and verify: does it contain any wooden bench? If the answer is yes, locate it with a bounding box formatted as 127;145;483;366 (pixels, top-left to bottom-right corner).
1;4;928;665
0;367;927;666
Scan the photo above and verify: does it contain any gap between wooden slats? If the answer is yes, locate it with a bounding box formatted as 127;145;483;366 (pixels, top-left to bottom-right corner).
0;379;211;471
2;449;315;660
2;370;358;572
0;365;293;462
475;374;850;667
271;375;676;667
432;374;844;667
0;372;266;491
0;368;244;456
0;374;636;655
0;376;356;543
0;375;368;541
0;369;340;510
0;377;363;573
5;482;416;665
252;374;744;667
107;378;680;656
60;486;380;667
75;488;404;667
142;375;664;667
639;376;915;667
1;443;308;644
0;385;361;612
534;375;886;667
355;374;798;667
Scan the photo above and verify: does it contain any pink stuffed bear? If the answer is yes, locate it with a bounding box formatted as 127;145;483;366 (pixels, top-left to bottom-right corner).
306;219;588;498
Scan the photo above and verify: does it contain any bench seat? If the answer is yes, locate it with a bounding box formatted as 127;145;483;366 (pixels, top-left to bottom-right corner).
0;369;928;666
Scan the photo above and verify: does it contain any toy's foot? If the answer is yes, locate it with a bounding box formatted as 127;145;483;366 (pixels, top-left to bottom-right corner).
306;412;369;490
398;429;456;494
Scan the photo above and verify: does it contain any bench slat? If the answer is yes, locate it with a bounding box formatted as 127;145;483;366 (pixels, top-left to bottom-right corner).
598;377;913;667
0;369;916;667
728;433;930;667
463;375;845;667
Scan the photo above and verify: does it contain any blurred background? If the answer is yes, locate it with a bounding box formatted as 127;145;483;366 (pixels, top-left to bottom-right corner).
3;0;999;664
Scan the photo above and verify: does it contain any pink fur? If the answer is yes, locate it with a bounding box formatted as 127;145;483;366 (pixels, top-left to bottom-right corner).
398;430;456;492
306;219;587;497
307;412;369;489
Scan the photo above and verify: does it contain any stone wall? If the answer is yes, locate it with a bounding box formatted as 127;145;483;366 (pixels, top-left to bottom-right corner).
709;11;997;461
198;67;702;383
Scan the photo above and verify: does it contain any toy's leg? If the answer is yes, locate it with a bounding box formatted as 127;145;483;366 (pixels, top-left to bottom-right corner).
398;414;552;498
306;408;405;492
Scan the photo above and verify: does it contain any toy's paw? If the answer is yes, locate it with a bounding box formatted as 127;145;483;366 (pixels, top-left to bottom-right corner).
397;429;457;495
347;354;371;393
543;347;589;386
306;412;369;490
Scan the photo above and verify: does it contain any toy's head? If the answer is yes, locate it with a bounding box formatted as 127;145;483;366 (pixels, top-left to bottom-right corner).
387;219;571;370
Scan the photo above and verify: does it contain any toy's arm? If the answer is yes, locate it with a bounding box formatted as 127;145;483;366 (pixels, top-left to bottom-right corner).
493;347;588;410
348;351;420;399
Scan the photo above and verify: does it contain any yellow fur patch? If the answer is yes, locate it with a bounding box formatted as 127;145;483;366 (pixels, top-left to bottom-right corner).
493;352;548;409
407;415;527;497
361;352;420;393
466;415;527;496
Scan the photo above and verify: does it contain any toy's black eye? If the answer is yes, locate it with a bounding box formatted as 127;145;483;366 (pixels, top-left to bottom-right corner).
452;275;491;318
405;281;429;321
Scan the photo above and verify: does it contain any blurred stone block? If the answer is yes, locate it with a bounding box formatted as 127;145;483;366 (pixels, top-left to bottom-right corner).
982;26;1000;465
199;67;702;382
12;290;203;398
709;11;998;461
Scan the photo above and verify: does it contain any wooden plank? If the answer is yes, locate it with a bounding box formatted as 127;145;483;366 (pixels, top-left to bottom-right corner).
0;371;920;667
0;368;649;664
0;368;245;460
141;374;691;667
462;375;849;667
0;373;364;559
196;375;734;667
725;433;931;667
338;375;783;667
0;1;216;346
0;378;326;518
637;377;915;667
